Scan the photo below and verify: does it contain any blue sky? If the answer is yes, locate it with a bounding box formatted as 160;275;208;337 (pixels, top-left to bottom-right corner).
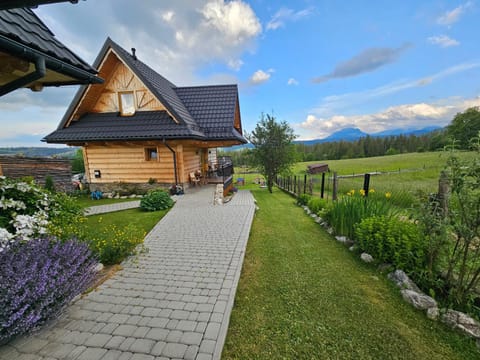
1;0;479;146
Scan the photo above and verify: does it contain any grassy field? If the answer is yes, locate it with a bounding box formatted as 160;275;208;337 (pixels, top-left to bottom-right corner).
222;188;479;359
235;151;476;208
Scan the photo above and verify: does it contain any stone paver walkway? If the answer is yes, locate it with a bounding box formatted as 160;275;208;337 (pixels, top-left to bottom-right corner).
85;200;141;216
0;186;255;360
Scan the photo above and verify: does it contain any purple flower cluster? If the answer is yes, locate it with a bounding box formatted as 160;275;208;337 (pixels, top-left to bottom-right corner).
0;237;98;343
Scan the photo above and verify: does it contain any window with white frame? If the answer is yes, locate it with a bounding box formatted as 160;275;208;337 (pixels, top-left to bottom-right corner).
119;91;135;116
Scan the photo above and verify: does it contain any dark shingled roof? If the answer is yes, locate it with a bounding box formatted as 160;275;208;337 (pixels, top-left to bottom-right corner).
0;7;97;73
44;38;247;144
44;111;206;143
175;84;245;143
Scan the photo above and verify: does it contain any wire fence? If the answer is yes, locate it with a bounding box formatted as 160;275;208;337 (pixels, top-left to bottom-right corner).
276;165;440;208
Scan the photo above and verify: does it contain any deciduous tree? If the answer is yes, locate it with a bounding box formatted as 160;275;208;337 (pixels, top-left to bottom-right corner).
247;113;297;193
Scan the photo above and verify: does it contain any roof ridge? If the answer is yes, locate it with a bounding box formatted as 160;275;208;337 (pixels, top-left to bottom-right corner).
176;84;237;90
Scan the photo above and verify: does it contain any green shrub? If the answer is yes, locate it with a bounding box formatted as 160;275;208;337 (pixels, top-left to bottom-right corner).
87;222;145;265
307;197;327;214
47;192;86;241
323;190;397;239
140;189;174;211
355;216;425;272
44;175;55;192
296;194;311;206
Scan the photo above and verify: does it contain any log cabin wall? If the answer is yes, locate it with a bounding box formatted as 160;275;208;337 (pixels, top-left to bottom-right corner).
84;143;175;184
181;145;202;183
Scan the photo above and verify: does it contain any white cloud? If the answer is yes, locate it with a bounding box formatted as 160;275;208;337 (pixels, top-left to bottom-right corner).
227;59;244;71
437;1;473;26
266;6;314;30
287;78;299;85
428;35;460;47
162;10;175;22
37;0;262;85
250;69;272;84
295;97;480;140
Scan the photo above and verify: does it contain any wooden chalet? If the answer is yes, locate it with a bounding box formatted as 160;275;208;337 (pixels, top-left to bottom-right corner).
43;38;247;193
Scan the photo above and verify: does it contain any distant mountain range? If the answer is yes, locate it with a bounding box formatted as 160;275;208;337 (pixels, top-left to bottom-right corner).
297;126;442;146
225;126;442;151
0;147;77;158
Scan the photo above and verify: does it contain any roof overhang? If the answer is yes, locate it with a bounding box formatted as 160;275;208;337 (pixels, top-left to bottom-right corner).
0;1;80;10
0;34;103;96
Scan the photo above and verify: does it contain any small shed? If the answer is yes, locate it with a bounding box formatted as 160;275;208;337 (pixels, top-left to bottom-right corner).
307;163;329;174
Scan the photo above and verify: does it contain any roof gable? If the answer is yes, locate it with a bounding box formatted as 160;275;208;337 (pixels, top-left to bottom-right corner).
46;37;246;145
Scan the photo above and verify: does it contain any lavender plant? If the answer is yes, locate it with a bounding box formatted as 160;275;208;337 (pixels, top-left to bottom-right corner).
0;237;97;342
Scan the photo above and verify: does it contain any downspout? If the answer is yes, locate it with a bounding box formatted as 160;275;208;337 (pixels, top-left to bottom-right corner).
0;55;45;96
163;138;178;185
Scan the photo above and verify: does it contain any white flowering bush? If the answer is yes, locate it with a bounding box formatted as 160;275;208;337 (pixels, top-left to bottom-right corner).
0;177;54;251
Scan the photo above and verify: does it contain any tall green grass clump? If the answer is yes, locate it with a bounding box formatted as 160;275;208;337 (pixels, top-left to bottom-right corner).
323;189;397;239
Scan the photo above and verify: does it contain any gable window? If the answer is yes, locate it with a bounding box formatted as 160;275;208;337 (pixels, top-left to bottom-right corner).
145;147;158;161
119;91;135;116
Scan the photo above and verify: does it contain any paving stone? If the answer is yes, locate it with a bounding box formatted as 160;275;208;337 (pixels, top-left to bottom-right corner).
128;338;155;354
140;308;160;317
77;347;108;360
210;312;223;323
146;317;169;328
195;322;208;333
145;328;169;341
118;337;137;352
14;338;49;352
176;320;197;332
150;341;167;356
113;325;137;337
161;343;188;358
99;323;118;335
180;332;203;346
184;345;200;360
199;339;216;354
100;349;123;360
104;336;126;350
166;330;183;343
109;314;130;323
204;322;221;340
132;326;150;339
196;353;213;360
129;354;154;360
170;310;189;320
84;333;112;347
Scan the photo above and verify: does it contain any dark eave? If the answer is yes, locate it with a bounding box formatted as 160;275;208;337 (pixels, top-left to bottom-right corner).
0;1;80;10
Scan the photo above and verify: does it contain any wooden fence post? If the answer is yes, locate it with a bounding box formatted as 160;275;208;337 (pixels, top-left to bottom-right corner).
363;173;371;197
438;170;449;216
332;172;338;200
294;175;297;195
304;174;307;194
321;173;325;199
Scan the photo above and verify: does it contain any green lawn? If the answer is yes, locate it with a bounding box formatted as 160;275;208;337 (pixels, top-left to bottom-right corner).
82;207;166;238
222;188;479;359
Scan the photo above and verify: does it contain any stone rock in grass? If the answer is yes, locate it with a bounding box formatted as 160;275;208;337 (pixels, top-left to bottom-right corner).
349;245;357;252
388;269;421;292
335;235;347;243
441;309;480;339
327;228;334;234
401;289;437;310
360;253;374;263
94;263;104;272
427;307;439;320
305;208;311;215
377;263;393;273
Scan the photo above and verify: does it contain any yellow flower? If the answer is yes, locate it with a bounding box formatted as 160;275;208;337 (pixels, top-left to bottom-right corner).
369;189;375;193
359;189;366;196
385;192;392;199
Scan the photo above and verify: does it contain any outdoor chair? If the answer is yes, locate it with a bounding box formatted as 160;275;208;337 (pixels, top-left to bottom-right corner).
190;172;201;186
